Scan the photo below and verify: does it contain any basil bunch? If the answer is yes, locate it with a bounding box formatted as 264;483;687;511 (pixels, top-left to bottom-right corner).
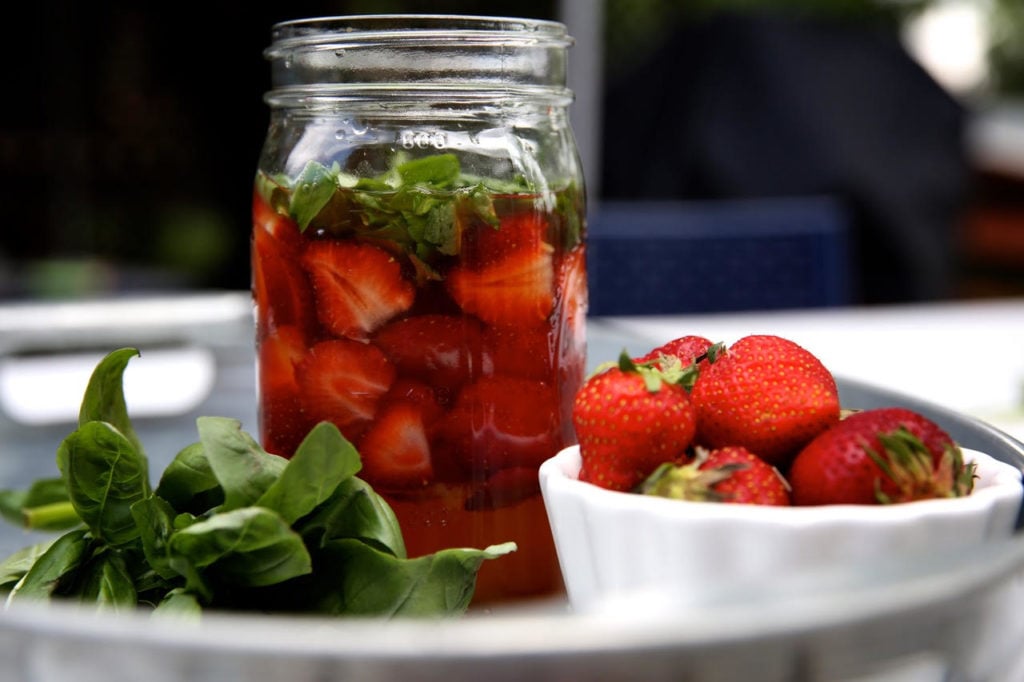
0;349;513;618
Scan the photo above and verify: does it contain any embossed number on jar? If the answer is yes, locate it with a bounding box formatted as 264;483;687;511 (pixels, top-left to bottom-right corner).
400;130;447;150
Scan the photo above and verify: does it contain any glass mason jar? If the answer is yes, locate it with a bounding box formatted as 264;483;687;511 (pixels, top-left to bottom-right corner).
252;15;587;604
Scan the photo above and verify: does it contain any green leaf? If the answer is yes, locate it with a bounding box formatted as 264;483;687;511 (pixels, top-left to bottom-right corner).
465;184;500;229
420;200;457;252
7;529;90;603
130;495;180;581
397;153;460;187
168;507;311;588
306;539;515;617
0;477;75;531
298;477;406;559
290;160;339;231
197;417;287;512
554;182;584;250
152;587;202;620
0;539;58;591
78;347;145;457
155;442;224;515
254;170;291;214
256;422;362;525
75;550;137;610
57;422;150;547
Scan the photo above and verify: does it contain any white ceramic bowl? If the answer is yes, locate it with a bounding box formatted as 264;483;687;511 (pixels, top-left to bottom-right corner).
539;445;1023;613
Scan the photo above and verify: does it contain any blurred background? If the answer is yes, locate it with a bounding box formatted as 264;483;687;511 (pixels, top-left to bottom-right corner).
1;0;1022;308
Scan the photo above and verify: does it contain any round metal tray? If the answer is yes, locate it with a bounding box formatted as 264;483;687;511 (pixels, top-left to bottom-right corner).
0;295;1022;681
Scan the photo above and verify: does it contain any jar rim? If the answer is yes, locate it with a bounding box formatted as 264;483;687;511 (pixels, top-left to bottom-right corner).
264;83;574;109
267;14;572;55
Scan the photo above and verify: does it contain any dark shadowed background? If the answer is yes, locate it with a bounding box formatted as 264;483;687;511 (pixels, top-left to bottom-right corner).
2;0;1022;306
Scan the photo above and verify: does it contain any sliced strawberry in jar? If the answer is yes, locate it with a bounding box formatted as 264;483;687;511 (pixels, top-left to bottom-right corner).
253;189;302;246
358;401;435;491
384;378;446;426
257;325;313;457
464;467;543;511
258;325;306;397
446;243;555;328
483;325;553;381
252;198;314;337
461;211;548;269
301;240;416;340
297;338;396;442
555;245;587;337
373;314;491;399
431;376;562;475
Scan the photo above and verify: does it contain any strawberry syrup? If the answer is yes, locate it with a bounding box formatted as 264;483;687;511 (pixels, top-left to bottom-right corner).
253;183;585;605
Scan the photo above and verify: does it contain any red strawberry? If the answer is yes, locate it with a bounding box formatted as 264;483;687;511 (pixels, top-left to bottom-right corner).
252;193;314;337
373;314;490;400
461;211;548;268
257;325;313;457
252;189;302;246
641;446;791;506
446;243;555;328
464;467;542;511
634;335;715;390
431;376;563;475
357;401;434;491
573;353;697;492
690;334;839;468
258;324;306;398
634;335;713;369
483;324;553;381
553;245;588;433
789;407;976;505
383;378;446;425
296;338;396;441
301;240;416;340
555;245;587;331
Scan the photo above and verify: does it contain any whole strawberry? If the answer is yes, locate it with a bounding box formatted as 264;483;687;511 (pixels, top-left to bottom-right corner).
788;407;976;505
633;335;716;390
641;446;791;506
573;352;697;492
690;334;839;468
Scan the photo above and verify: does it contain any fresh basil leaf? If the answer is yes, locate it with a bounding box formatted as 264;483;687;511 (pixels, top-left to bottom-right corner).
0;491;29;528
290;160;339;231
465;184;500;229
168;507;311;588
57;422;150;547
256;422;361;525
555;182;584;249
255;170;291;214
0;539;58;591
130;496;179;581
298;477;405;558
155;442;224;515
0;477;73;530
75;550;137;610
152;587;201;620
22;501;81;532
403;194;456;254
197;417;286;512
305;539;515;618
7;529;90;602
397;153;460;187
166;554;211;605
78;347;145;457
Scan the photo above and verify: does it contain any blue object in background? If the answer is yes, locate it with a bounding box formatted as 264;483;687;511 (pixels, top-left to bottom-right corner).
585;196;851;316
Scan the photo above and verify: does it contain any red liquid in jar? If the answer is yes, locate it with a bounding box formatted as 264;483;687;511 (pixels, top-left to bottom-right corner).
252;175;586;604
